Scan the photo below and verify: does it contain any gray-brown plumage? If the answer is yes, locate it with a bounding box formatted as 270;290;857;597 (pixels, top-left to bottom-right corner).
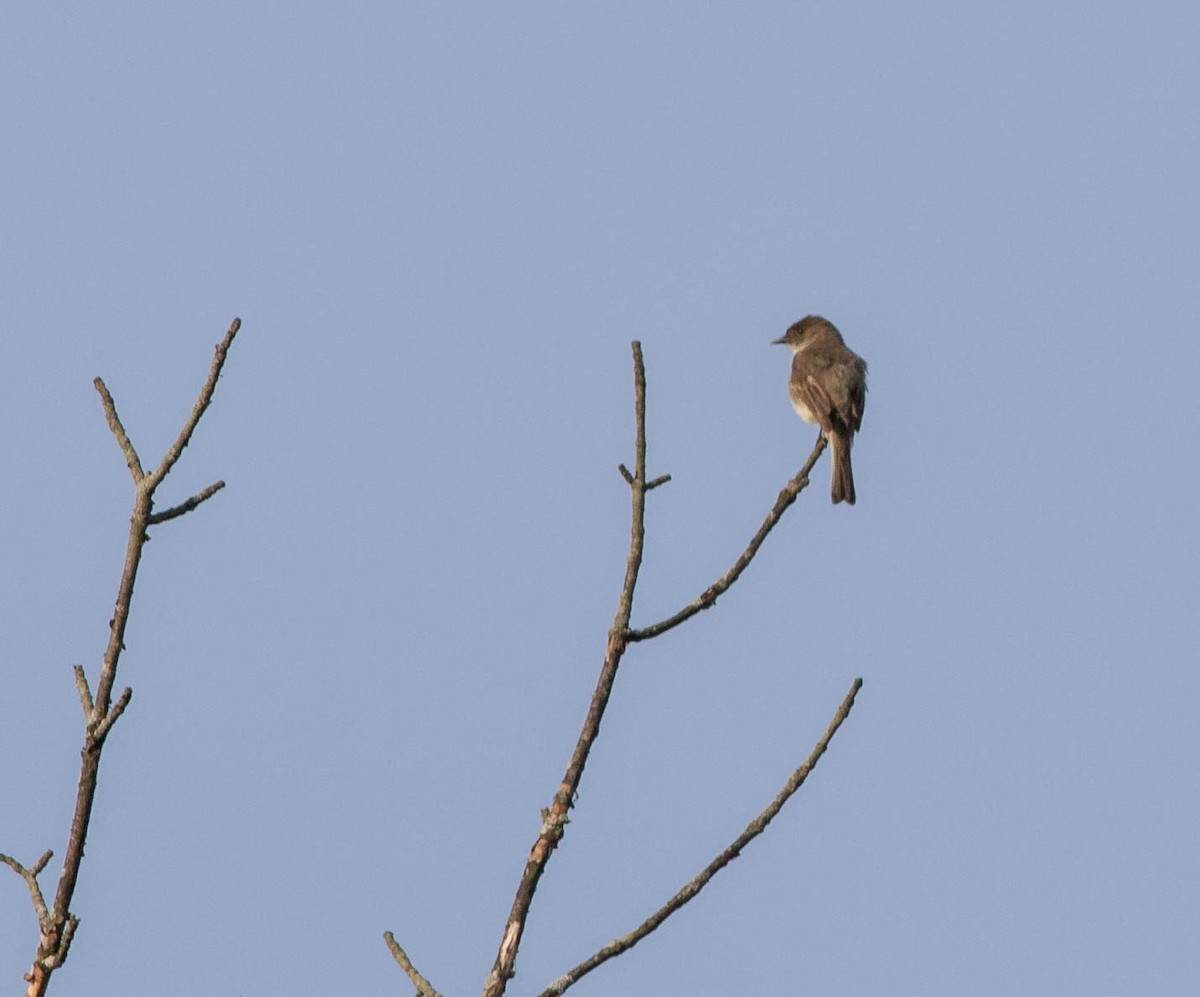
773;316;868;504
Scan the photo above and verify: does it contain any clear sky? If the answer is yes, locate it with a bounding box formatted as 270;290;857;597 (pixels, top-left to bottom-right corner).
3;4;1198;995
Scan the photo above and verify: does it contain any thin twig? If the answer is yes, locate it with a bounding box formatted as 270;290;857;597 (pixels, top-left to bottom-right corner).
149;317;240;485
480;341;662;997
383;933;445;997
536;677;864;997
11;320;242;997
625;435;827;642
148;480;226;524
90;687;132;741
93;379;145;483
1;854;50;925
73;665;94;718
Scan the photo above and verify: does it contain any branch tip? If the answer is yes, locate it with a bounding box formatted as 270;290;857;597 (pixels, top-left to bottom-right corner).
94;377;146;482
73;666;94;717
383;933;445;997
147;480;226;524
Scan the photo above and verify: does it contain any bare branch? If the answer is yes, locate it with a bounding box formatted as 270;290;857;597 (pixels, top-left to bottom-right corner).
625;435;828;642
536;677;864;997
93;378;145;483
482;341;662;997
90;687;132;742
73;666;93;718
148;480;226;524
47;915;79;969
149;317;241;485
383;933;445;997
1;853;52;924
11;319;242;996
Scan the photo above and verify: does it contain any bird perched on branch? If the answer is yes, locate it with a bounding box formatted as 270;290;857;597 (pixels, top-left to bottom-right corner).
774;316;868;505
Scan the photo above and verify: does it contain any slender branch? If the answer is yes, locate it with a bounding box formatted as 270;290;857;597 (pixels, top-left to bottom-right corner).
480;341;662;997
73;665;93;718
536;677;864;997
383;933;445;997
149;317;240;485
90;687;132;741
0;853;52;924
11;320;242;997
93;379;145;483
148;480;226;524
625;435;827;642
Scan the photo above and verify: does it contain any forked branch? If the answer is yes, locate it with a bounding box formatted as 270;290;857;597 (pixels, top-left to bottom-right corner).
4;318;241;997
381;339;862;996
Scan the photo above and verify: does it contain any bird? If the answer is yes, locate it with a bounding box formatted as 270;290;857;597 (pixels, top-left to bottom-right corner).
773;316;868;504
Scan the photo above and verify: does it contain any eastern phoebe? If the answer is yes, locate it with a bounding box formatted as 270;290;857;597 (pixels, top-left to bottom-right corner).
774;316;868;505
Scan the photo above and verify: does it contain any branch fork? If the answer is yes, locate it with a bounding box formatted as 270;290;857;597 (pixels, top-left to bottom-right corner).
387;339;863;996
4;318;241;997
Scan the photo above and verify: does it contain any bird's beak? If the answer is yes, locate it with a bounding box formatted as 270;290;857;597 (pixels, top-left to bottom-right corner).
771;336;787;345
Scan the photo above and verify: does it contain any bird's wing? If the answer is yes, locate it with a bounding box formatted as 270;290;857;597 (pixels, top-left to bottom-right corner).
791;367;837;431
845;358;867;432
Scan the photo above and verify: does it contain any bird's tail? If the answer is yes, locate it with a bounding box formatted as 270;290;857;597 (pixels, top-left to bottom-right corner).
830;434;856;505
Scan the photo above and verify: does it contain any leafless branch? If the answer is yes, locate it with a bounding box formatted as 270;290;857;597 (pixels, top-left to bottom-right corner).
6;319;241;997
536;677;864;996
384;339;860;995
150;318;240;485
93;378;145;483
479;341;661;997
90;687;132;741
72;666;93;718
625;434;827;642
0;853;52;924
148;480;226;524
383;933;445;997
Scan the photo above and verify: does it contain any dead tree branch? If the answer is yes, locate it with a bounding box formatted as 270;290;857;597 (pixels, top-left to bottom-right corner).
535;677;864;997
477;341;657;997
3;318;241;997
382;340;862;996
625;432;827;642
384;934;445;997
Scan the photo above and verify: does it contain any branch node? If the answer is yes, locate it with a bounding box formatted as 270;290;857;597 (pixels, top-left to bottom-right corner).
617;463;634;484
645;474;671;490
91;688;132;742
539;806;570;841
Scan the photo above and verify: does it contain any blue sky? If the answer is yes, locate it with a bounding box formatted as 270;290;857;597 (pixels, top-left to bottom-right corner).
2;4;1198;994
